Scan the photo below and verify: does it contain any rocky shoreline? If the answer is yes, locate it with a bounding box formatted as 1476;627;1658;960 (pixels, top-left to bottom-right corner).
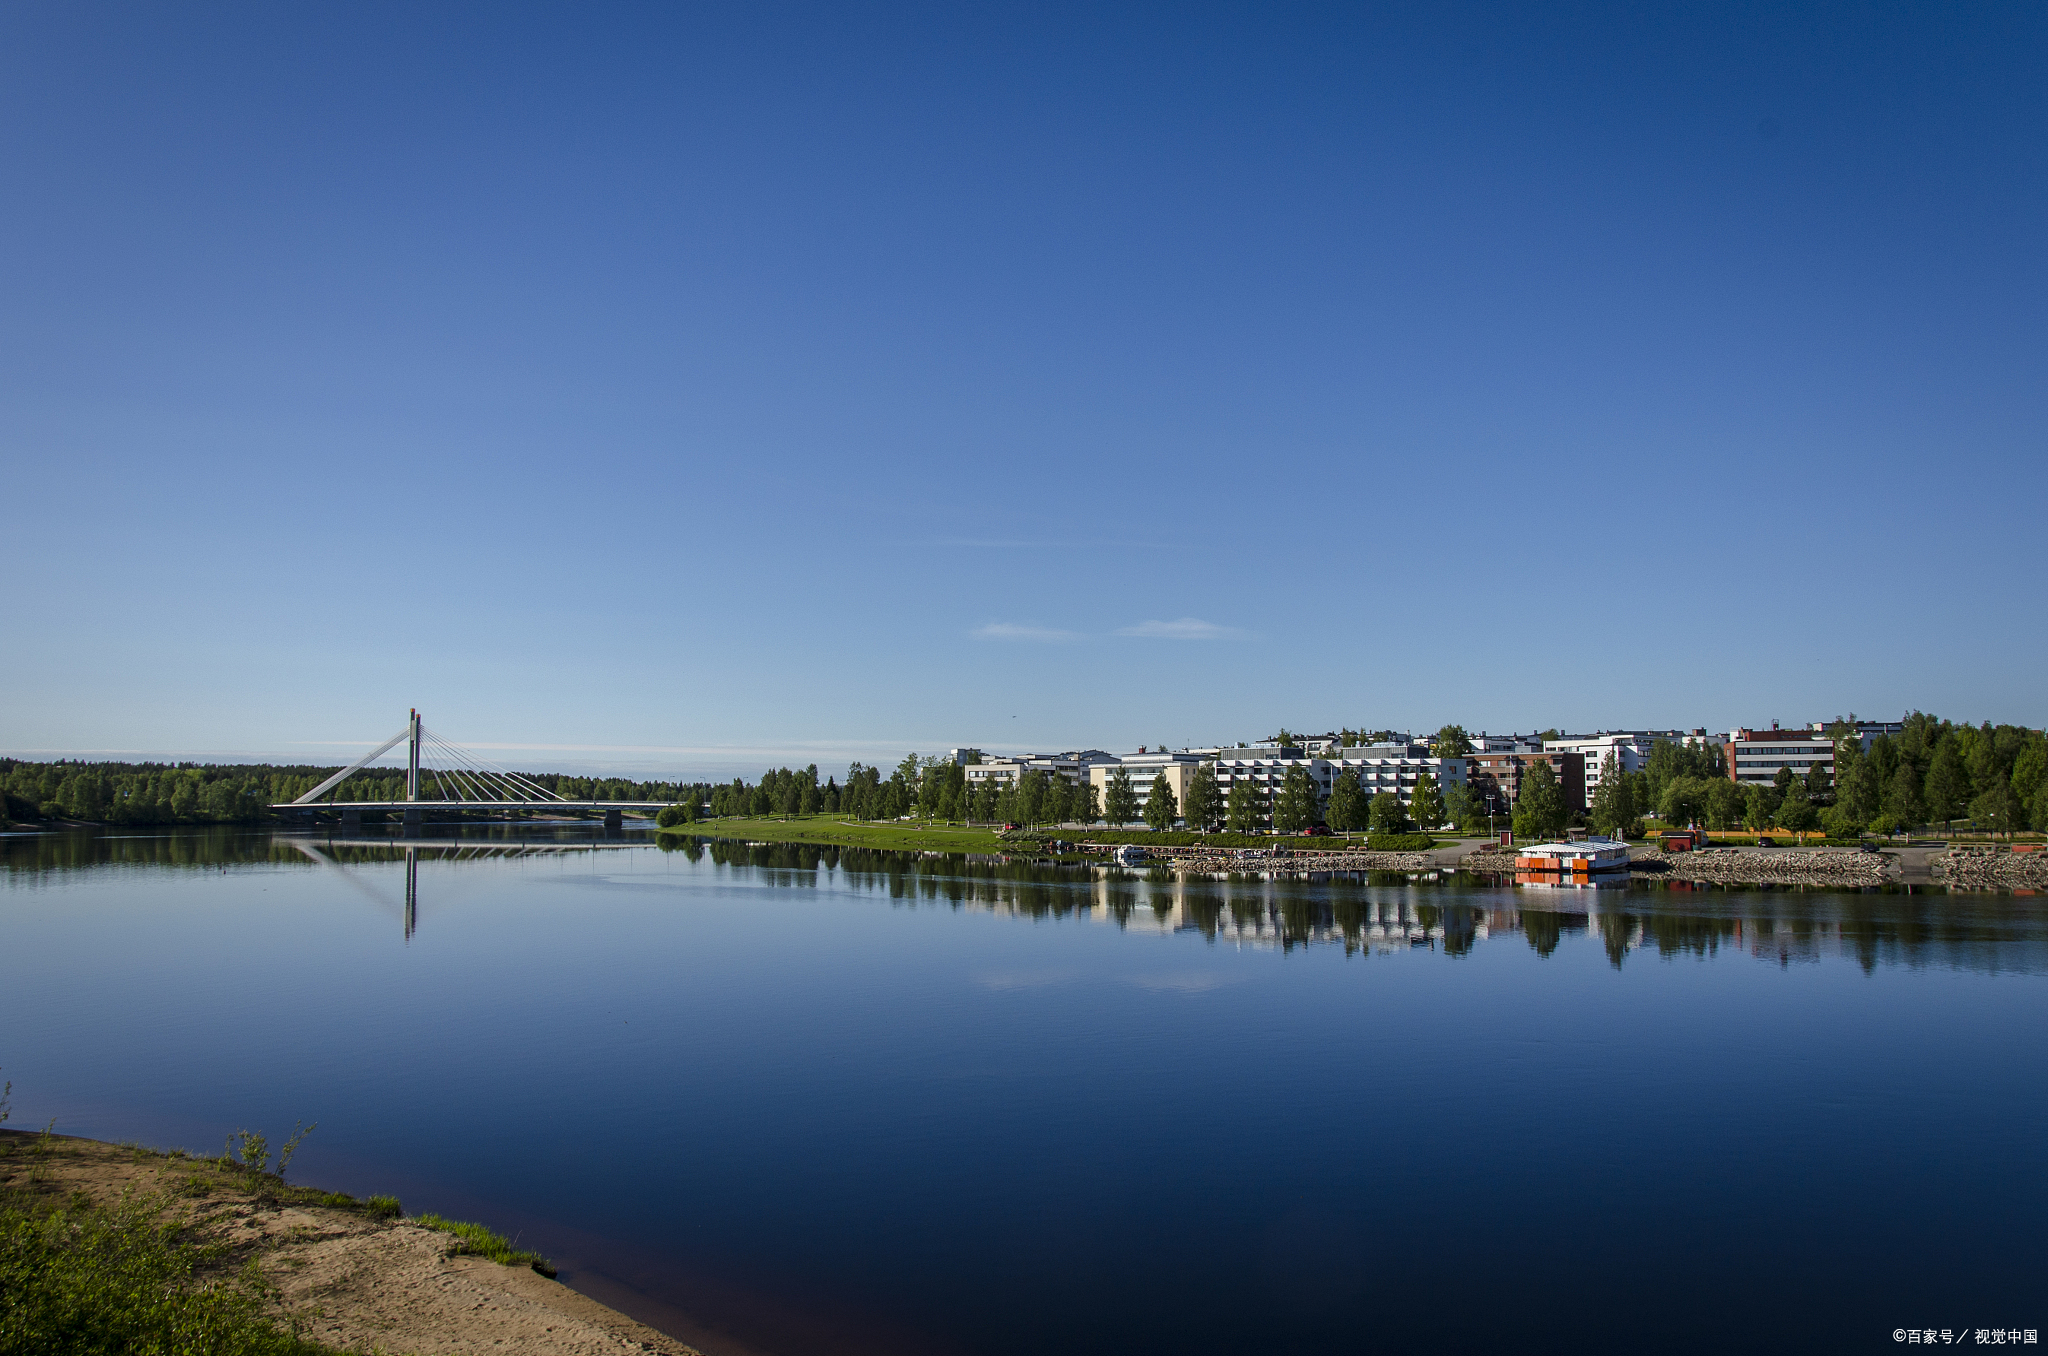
1089;842;2048;892
1936;849;2048;890
1137;849;1439;874
1627;847;1893;887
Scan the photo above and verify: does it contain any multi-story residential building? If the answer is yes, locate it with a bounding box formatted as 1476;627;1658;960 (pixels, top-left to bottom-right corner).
1466;750;1587;815
1088;750;1208;820
964;750;1114;792
1722;720;1907;787
1808;719;1904;745
1324;753;1466;808
1544;730;1711;807
1206;754;1466;824
1724;727;1841;786
1468;733;1547;753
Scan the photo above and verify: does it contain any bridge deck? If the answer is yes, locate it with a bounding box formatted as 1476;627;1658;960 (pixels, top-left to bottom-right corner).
271;801;670;811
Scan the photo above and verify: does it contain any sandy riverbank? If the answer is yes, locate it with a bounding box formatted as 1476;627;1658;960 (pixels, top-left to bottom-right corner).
0;1127;699;1355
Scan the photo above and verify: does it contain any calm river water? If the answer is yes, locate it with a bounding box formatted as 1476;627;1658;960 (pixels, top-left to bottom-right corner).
3;828;2043;1355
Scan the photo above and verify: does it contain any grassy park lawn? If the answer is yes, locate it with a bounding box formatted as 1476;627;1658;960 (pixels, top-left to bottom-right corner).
657;815;1013;853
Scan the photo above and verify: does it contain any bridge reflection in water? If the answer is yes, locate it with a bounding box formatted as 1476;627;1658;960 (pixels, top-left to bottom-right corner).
289;837;643;941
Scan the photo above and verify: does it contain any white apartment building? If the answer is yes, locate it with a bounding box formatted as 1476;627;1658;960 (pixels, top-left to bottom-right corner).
1089;750;1207;820
964;750;1114;792
1468;733;1546;753
1208;754;1467;821
1543;730;1707;806
1725;728;1838;786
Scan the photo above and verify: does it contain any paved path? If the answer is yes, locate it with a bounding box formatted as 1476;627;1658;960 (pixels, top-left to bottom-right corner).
1428;838;1496;866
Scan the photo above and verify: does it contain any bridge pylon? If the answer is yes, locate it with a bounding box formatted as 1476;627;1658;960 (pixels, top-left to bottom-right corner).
273;711;674;825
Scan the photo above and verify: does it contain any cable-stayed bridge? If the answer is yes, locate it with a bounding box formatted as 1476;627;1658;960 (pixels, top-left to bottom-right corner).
273;711;670;830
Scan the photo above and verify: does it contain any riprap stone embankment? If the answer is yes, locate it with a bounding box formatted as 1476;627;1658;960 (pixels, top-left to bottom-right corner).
1628;847;1891;887
1937;849;2048;890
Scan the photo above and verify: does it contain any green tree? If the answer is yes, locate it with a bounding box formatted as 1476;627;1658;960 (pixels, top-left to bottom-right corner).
1368;790;1406;833
1659;776;1708;828
1743;785;1770;831
1143;773;1179;831
1511;759;1566;841
1970;779;2021;838
1836;758;1881;824
1444;783;1485;832
1704;777;1744;831
1325;771;1365;832
1225;779;1266;834
1883;763;1924;829
1078;780;1101;824
2011;740;2047;822
1012;771;1041;826
1409;771;1445;830
1104;767;1140;826
1775;779;1818;842
1273;766;1319;833
1589;754;1636;836
1046;775;1077;826
1923;743;1971;829
1181;765;1221;832
1430;725;1475;757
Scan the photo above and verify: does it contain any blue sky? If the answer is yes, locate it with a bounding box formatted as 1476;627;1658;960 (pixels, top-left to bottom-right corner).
3;3;2043;780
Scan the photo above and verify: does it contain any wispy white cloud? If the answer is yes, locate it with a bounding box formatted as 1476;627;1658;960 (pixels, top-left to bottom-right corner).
934;537;1079;549
971;622;1081;643
1127;971;1243;994
977;968;1081;991
1116;617;1243;641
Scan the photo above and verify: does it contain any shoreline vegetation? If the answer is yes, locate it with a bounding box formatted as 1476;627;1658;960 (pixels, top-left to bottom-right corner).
653;814;1459;856
0;1123;698;1356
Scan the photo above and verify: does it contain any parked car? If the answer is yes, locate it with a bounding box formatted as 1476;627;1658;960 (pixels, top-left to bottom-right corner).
1756;835;1776;847
1300;825;1332;837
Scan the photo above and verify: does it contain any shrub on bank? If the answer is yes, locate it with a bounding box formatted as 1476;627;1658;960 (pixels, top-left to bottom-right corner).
1073;830;1274;849
1068;829;1445;852
0;1190;327;1356
412;1213;555;1276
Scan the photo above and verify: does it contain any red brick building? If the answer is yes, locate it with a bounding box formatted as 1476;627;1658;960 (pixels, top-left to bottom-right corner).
1466;751;1587;815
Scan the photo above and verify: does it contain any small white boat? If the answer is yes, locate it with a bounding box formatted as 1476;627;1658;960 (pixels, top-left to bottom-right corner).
1514;838;1631;877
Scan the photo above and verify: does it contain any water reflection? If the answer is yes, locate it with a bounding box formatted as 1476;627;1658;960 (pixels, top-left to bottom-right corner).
2;827;647;943
5;829;2044;975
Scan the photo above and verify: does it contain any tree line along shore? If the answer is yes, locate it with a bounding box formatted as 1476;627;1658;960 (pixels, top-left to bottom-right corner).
7;712;2041;845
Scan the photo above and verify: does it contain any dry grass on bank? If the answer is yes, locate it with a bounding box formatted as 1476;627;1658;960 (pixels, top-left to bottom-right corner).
0;1127;699;1356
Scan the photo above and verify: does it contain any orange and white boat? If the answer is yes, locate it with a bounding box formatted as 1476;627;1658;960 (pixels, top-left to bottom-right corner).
1515;838;1631;881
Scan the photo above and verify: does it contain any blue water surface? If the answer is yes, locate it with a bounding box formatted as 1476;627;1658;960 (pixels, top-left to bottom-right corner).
2;830;2042;1356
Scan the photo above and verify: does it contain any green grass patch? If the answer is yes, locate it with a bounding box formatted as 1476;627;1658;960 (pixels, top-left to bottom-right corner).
660;815;1013;853
0;1190;329;1356
412;1213;555;1277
